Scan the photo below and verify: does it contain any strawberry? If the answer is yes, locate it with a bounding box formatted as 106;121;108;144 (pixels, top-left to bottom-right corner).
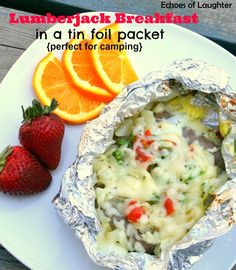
19;99;65;170
0;146;52;195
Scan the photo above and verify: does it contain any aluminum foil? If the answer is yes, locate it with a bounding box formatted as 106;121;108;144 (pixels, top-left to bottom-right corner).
53;59;236;270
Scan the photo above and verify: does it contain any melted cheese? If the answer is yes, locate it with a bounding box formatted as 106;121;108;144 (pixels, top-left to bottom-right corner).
93;95;227;256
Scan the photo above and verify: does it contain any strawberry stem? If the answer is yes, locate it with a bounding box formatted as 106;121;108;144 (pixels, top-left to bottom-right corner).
0;146;13;173
22;98;59;123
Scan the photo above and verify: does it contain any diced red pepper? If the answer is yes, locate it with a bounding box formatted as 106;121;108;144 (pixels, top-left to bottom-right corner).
140;139;154;148
146;140;154;146
164;198;175;215
126;206;145;223
145;129;152;136
128;200;137;206
140;139;147;148
135;146;152;162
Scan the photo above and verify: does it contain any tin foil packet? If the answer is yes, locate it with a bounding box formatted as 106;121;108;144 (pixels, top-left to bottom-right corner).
54;59;236;270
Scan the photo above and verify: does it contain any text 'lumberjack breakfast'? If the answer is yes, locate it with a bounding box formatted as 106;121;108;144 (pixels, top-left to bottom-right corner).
9;12;199;26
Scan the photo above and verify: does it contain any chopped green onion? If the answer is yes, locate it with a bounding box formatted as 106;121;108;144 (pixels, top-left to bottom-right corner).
116;138;128;147
159;146;172;151
179;197;189;203
183;176;193;184
147;163;158;173
127;133;135;148
148;194;161;204
199;170;205;176
115;133;135;148
112;150;124;165
234;139;236;154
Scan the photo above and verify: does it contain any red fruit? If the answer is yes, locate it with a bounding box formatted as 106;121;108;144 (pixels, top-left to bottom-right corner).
0;146;52;195
19;99;65;170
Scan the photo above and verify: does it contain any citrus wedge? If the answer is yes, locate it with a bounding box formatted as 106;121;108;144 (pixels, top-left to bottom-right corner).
33;52;104;124
91;23;138;94
62;34;114;102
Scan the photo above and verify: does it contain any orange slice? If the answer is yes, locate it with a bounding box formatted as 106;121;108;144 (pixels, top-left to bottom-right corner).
33;52;104;124
91;23;138;94
62;34;114;102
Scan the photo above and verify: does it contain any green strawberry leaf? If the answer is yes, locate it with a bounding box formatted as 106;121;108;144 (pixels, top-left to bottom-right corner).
22;98;59;123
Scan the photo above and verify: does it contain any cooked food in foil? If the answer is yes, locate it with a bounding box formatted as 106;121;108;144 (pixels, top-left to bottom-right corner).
54;59;236;270
93;94;228;257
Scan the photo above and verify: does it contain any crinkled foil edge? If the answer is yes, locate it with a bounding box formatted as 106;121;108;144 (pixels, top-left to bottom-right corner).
53;59;236;270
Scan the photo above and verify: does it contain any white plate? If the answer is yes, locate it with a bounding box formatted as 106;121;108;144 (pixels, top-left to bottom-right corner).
0;12;236;270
